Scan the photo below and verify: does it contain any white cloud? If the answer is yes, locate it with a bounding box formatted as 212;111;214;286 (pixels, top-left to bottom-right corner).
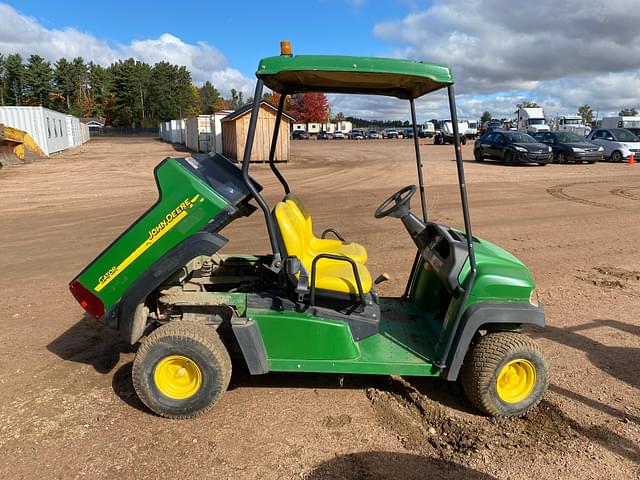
0;3;254;96
371;0;640;118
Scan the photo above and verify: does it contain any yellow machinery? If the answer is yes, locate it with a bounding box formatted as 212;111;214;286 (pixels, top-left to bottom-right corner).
0;123;46;166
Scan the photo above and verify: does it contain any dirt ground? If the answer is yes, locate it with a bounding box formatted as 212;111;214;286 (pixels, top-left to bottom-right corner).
1;137;639;480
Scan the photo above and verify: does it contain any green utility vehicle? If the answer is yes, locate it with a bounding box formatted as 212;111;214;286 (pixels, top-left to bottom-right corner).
70;44;549;419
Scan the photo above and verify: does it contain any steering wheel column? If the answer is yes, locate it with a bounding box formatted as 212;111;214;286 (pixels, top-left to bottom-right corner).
375;185;429;251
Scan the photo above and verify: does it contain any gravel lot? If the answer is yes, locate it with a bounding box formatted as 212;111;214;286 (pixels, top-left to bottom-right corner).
0;137;638;479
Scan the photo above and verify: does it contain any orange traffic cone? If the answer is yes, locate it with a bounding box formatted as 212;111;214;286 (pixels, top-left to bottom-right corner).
628;153;635;165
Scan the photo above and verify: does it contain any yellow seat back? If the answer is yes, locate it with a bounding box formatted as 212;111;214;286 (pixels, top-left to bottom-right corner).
274;202;308;262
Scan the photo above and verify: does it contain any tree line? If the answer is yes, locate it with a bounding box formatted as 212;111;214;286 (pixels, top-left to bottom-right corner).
0;53;249;127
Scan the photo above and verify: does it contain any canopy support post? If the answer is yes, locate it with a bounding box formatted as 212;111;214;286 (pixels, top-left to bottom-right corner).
434;84;478;369
241;79;283;271
410;98;428;222
269;94;291;195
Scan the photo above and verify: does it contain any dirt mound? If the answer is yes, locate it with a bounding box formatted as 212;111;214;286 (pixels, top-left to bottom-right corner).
366;376;578;465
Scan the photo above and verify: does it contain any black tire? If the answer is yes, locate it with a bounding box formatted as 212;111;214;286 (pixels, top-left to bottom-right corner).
132;321;232;419
556;152;566;164
461;136;467;145
474;148;484;162
435;135;444;145
611;151;623;163
461;331;549;417
503;151;515;164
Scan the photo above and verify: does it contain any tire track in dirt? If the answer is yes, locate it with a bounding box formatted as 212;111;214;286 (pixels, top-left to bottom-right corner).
610;187;640;201
546;181;617;209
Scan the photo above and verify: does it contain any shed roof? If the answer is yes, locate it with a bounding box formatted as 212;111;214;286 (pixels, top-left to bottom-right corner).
256;55;453;99
222;100;296;123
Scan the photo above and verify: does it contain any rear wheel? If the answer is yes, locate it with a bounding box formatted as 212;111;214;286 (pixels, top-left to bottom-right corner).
556;152;566;163
474;148;485;162
132;321;232;419
461;331;549;417
611;151;623;162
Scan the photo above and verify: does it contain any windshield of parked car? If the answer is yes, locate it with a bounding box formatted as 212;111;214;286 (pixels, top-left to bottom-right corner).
555;132;585;143
504;132;537;143
612;128;640;141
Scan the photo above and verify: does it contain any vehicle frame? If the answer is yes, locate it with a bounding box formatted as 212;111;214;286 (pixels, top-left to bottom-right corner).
70;45;549;419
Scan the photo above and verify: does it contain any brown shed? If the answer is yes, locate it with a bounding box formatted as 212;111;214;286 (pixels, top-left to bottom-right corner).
222;101;295;162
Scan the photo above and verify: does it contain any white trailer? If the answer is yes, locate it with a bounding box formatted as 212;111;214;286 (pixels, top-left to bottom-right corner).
465;120;479;139
601;116;640;129
555;115;589;136
516;107;550;133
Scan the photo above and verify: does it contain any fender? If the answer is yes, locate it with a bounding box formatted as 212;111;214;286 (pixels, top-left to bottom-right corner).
444;302;545;381
116;231;228;343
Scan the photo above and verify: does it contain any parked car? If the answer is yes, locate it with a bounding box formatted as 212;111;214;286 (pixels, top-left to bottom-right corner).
333;131;345;139
317;130;329;140
350;129;366;139
382;128;399;139
292;129;309;140
367;129;379;139
532;131;603;163
479;120;502;135
625;127;640;139
474;131;552;165
585;128;640;162
402;127;415;138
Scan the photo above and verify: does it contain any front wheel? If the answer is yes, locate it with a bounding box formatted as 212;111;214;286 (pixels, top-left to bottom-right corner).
611;151;623;162
132;321;232;419
474;148;484;162
461;331;549;417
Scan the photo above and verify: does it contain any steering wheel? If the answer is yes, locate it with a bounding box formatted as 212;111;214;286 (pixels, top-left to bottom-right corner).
374;185;417;219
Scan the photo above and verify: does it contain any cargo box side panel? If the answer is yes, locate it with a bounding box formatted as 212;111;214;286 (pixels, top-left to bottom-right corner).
74;158;230;311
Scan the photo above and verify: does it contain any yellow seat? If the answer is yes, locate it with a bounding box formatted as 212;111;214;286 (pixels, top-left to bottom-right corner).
285;194;368;264
274;201;372;296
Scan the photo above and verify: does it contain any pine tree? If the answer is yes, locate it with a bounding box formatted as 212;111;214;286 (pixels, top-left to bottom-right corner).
24;54;52;107
5;53;25;105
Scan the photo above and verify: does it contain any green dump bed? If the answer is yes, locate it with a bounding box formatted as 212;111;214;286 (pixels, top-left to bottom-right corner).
69;154;257;326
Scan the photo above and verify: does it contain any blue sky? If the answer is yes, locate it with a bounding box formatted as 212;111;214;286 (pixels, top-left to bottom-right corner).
12;0;408;75
2;0;639;120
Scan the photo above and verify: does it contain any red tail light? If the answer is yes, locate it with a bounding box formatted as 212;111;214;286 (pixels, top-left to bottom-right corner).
69;280;105;320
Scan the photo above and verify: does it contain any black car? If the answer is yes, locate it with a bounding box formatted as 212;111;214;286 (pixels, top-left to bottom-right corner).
532;131;603;163
292;129;309;140
317;130;329;140
474;131;552;165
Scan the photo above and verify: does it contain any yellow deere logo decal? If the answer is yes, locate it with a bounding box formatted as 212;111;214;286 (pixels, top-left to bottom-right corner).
95;194;200;292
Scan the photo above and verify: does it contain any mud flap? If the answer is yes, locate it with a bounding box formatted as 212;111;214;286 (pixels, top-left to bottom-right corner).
232;317;269;375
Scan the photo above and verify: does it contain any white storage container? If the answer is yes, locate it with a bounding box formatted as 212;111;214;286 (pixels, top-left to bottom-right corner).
0;106;72;156
185;115;213;153
66;115;81;147
169;119;185;144
80;123;90;143
211;111;232;154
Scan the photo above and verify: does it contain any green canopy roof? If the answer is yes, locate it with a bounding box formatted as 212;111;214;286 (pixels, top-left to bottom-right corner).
256;55;453;100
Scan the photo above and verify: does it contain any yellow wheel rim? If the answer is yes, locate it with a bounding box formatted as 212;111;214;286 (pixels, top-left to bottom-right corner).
496;358;536;403
154;355;202;400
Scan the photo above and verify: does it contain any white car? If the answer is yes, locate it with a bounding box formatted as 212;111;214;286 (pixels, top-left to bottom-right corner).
586;128;640;162
333;131;345;139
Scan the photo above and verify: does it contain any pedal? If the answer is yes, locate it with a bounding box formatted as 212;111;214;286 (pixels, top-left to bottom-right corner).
374;272;391;285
